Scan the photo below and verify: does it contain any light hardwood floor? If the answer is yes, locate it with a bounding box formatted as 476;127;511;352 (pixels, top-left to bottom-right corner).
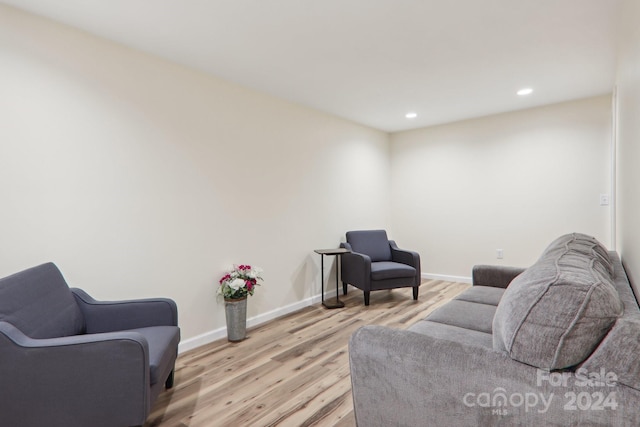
146;279;469;427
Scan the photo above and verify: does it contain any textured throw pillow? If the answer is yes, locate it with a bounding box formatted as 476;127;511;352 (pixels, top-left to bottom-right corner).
492;233;623;370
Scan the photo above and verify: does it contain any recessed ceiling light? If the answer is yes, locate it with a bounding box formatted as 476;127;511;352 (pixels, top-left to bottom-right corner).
517;88;533;96
405;112;417;119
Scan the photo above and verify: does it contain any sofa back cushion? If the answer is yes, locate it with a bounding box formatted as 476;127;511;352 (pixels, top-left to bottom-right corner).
0;263;84;338
492;233;623;370
346;230;392;262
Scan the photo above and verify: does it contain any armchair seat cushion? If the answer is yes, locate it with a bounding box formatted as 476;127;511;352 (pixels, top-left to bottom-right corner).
370;262;416;281
129;326;180;385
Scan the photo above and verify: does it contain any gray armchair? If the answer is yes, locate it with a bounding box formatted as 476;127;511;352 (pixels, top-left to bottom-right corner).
340;229;421;305
0;262;180;427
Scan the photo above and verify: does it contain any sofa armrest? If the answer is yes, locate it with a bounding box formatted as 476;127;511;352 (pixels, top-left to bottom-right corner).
339;242;371;288
71;288;178;333
0;321;150;426
472;265;526;288
349;325;636;426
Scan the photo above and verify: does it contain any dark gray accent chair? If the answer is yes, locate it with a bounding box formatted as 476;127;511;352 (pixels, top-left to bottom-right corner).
340;229;421;305
0;262;180;427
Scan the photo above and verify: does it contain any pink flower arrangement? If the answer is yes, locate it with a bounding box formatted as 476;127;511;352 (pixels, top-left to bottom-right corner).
218;264;263;300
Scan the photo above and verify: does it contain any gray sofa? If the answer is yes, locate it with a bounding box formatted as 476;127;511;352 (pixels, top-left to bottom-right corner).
349;233;640;426
0;262;180;427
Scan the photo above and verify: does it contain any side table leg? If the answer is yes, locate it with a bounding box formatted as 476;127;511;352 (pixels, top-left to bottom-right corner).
320;253;324;305
322;254;344;309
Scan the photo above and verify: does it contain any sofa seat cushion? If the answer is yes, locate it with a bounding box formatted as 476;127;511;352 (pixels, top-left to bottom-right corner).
129;326;180;385
493;233;623;370
408;320;493;348
455;286;505;306
425;299;497;334
370;262;416;281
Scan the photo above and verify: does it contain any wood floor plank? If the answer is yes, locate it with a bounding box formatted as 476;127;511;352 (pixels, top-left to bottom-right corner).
146;279;469;426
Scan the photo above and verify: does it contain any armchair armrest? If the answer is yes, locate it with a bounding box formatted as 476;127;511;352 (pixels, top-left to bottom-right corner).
389;240;421;279
472;265;526;288
340;242;371;289
0;321;150;426
71;288;178;334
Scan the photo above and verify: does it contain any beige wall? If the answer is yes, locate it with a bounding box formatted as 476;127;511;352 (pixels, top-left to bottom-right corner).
0;6;391;347
615;0;640;299
1;4;625;350
390;96;612;279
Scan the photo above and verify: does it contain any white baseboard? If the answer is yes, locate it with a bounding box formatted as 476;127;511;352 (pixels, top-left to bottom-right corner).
178;293;324;354
422;272;472;284
178;328;227;353
178;278;466;354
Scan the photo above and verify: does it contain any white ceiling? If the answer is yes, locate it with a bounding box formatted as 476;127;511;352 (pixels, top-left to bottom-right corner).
1;0;622;132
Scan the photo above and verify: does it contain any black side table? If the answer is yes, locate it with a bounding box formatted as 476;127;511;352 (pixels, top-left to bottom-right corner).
314;248;350;309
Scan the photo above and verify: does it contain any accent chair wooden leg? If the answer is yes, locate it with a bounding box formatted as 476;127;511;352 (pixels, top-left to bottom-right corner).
364;291;370;306
343;282;348;295
165;369;175;389
413;286;419;300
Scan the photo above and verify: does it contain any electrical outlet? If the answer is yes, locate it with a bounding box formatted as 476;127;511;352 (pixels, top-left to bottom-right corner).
497;249;504;259
600;194;610;206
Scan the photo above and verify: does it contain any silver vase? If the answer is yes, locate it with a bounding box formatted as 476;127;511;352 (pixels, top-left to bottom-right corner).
224;297;247;342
